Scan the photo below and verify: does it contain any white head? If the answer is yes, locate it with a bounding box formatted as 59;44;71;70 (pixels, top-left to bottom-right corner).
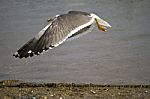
90;13;111;32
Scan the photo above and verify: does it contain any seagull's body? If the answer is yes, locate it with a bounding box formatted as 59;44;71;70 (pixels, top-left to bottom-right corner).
13;11;111;58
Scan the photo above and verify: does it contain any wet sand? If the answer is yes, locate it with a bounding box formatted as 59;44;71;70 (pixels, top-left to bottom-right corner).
0;80;150;99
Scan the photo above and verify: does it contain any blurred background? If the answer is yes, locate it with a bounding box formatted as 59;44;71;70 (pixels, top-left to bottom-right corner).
0;0;150;84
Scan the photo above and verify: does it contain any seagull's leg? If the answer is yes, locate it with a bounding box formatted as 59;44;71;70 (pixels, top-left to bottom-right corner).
47;17;53;22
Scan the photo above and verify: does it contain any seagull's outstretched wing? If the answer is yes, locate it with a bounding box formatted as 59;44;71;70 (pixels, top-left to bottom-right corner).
13;11;93;58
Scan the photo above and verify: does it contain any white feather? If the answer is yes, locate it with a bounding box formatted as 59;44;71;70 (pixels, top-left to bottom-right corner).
52;16;95;47
91;13;111;27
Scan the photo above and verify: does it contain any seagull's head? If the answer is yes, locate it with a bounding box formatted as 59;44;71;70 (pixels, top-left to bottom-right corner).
91;13;111;32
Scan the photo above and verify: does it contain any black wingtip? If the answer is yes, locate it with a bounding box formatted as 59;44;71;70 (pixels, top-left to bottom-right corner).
13;46;53;59
13;52;20;58
13;51;34;59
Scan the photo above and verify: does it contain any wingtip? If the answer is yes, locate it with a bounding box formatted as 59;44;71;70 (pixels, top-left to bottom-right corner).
13;51;32;59
13;52;20;58
13;46;54;59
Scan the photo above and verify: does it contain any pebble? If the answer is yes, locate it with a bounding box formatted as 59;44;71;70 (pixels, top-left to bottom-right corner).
145;90;148;93
90;90;96;94
50;94;54;97
31;97;36;99
59;97;62;99
42;96;48;99
118;92;121;95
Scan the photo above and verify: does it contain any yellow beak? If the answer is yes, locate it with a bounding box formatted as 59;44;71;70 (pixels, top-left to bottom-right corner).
95;18;111;32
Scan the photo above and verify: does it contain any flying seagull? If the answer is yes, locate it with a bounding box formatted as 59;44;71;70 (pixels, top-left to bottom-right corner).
13;11;111;58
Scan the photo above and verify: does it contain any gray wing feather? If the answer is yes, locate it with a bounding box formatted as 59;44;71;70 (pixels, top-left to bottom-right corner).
13;11;92;58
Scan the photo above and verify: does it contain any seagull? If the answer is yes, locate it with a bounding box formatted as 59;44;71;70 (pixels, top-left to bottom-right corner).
13;11;111;58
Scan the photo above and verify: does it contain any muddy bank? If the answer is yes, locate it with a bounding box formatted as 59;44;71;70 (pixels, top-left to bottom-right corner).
0;80;150;99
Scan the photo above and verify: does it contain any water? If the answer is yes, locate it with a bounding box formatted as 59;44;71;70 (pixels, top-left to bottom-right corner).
0;0;150;84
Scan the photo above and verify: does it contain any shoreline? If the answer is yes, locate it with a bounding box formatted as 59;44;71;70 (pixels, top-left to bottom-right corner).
0;80;150;98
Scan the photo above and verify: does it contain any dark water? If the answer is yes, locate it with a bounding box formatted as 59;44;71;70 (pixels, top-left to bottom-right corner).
0;0;150;84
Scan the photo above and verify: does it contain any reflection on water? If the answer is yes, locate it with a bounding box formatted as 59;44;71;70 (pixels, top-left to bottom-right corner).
0;0;150;84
